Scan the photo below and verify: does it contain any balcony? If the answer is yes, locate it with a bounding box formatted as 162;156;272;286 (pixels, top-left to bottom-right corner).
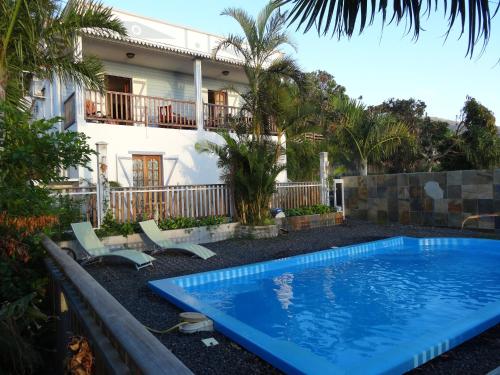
85;90;197;129
84;90;276;134
203;103;252;131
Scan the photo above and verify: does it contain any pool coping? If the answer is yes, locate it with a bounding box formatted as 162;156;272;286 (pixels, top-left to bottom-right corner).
149;236;500;375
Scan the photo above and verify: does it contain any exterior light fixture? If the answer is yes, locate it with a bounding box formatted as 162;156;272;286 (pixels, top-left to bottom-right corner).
126;52;135;59
222;70;229;76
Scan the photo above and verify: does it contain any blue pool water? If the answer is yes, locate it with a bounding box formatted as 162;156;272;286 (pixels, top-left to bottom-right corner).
149;237;500;374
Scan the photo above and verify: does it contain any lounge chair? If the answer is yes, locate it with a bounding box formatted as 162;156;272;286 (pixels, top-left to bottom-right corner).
139;220;216;260
71;222;155;270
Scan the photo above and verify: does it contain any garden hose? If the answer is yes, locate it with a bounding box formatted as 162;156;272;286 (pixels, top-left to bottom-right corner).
144;312;210;334
145;321;190;334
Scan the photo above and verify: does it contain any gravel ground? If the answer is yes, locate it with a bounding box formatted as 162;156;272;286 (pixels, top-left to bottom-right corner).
87;220;500;374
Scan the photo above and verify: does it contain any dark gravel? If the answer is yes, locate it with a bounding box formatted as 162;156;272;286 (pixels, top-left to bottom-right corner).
87;220;500;375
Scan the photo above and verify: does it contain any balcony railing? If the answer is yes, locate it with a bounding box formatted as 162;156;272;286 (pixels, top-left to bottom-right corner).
203;103;252;131
84;90;278;134
85;90;197;129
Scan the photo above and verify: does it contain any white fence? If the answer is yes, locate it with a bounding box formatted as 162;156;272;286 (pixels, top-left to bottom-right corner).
109;184;232;222
50;180;344;226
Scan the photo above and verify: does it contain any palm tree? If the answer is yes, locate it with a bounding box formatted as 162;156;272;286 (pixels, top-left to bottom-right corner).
278;0;498;57
214;1;304;137
333;97;412;175
0;0;126;104
196;131;285;225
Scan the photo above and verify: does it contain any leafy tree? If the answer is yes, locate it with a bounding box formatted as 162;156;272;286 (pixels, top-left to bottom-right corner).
279;0;498;57
214;1;304;137
0;0;126;104
0;104;94;373
459;97;500;168
333;97;412;175
197;132;284;225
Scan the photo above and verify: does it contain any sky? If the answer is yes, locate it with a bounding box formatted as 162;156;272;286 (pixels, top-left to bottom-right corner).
101;0;500;122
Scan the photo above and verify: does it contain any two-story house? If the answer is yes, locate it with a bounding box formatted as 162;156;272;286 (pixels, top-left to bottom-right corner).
35;9;286;188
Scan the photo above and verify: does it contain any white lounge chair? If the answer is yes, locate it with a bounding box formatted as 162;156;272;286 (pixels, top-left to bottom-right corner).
139;220;216;260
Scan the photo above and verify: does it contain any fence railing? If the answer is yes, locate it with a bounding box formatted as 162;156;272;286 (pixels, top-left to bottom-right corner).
52;181;341;224
50;186;98;227
42;236;193;374
271;182;323;209
109;184;232;222
85;90;197;129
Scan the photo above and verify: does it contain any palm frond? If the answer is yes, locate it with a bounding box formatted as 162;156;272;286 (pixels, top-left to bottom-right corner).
278;0;499;56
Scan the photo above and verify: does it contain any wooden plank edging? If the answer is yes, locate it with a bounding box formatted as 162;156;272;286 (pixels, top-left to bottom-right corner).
41;235;193;375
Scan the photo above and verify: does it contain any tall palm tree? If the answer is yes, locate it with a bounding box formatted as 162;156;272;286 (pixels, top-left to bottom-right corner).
0;0;126;104
278;0;499;57
214;1;304;137
333;97;412;175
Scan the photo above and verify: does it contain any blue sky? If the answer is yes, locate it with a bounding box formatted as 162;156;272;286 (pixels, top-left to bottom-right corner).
102;0;500;121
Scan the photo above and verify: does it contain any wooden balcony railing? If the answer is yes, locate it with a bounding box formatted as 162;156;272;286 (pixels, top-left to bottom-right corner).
85;90;196;129
203;103;252;131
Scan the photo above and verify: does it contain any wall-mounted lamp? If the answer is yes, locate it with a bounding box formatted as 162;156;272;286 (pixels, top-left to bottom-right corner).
222;70;230;76
126;52;136;59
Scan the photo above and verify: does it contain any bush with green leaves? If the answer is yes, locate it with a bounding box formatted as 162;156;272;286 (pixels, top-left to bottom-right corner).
284;204;334;217
0;103;96;373
94;211;229;238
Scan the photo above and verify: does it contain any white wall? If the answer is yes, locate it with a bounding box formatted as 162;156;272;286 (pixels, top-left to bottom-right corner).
76;123;286;187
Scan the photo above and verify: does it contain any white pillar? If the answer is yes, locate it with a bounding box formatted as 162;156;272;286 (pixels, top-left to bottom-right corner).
319;152;329;206
193;59;204;130
73;35;85;126
96;142;109;227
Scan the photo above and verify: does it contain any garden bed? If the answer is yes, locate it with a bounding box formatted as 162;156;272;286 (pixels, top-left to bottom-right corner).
86;220;499;375
276;211;344;232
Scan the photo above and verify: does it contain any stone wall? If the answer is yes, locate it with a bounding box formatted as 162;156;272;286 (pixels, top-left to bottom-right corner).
343;169;500;230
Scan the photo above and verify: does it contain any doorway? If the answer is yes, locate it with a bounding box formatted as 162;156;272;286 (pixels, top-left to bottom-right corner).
105;75;132;123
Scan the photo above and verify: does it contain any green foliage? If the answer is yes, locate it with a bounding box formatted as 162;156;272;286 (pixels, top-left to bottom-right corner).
286;140;321;181
216;1;304;137
332;97;412;175
94;211;228;238
197;132;285;225
0;104;94;374
0;0;126;105
0;104;95;216
460;97;500;169
158;216;227;230
285;204;334;217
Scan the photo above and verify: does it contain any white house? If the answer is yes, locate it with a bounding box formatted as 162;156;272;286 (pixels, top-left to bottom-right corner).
35;9;286;188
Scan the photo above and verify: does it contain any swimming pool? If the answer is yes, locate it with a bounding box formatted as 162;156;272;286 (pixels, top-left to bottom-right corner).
149;237;500;374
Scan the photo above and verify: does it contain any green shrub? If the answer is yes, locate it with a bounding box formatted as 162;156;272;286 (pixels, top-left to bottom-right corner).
94;212;229;238
284;204;335;217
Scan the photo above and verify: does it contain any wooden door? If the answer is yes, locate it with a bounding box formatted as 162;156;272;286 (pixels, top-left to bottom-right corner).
105;75;132;123
132;154;162;187
208;90;228;126
132;155;163;218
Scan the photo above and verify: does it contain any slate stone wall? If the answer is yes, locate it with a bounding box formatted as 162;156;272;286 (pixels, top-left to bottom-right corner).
343;169;500;230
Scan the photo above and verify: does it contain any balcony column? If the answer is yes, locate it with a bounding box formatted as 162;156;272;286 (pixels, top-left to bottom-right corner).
73;35;85;125
193;58;204;130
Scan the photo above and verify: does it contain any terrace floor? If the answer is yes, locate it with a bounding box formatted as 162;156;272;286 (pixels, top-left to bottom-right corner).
87;220;500;374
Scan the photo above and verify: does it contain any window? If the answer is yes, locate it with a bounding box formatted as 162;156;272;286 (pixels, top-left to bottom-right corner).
132;155;162;187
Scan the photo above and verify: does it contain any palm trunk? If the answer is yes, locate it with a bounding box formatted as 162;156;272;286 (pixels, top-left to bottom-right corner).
360;159;368;176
